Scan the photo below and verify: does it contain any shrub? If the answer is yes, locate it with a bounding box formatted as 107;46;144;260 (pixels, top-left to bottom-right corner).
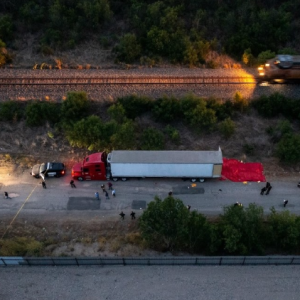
219;118;235;138
267;208;300;251
0;101;23;121
152;95;181;122
117;95;153;119
110;120;137;150
140;127;165;150
25;101;60;126
107;103;126;123
114;33;141;63
206;98;234;121
276;133;300;163
233;92;248;113
61;91;89;124
164;125;180;144
252;93;287;118
257;50;276;65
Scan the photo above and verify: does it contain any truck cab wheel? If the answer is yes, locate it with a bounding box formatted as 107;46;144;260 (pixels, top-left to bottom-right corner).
121;178;127;181
78;177;84;181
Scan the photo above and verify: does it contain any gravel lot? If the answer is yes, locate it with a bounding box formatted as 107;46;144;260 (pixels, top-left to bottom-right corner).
1;265;300;300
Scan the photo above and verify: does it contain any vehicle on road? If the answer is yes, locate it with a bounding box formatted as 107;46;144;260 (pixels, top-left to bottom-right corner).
31;162;66;179
71;149;223;182
258;54;300;83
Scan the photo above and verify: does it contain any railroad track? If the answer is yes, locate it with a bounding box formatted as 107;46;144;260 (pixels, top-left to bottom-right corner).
0;76;257;85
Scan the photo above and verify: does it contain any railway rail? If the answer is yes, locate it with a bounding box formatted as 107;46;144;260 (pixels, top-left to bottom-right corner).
0;76;257;85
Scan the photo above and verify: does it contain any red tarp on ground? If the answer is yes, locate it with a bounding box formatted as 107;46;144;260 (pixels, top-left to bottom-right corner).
221;158;266;182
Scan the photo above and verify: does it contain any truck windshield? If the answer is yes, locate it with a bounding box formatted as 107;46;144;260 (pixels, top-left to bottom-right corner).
39;163;47;174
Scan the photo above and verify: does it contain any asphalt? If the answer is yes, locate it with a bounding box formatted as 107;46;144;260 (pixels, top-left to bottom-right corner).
1;168;300;220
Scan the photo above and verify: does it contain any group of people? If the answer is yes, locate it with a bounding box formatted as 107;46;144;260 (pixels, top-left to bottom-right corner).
260;182;272;195
119;211;136;220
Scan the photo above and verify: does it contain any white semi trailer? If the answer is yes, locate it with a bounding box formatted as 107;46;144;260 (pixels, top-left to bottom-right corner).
107;149;223;182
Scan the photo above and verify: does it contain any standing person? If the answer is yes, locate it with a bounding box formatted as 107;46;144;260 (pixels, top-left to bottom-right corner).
260;187;267;195
119;211;125;220
265;185;272;195
70;180;76;188
187;205;191;211
95;192;100;201
42;180;46;189
266;182;271;189
105;190;109;200
168;191;173;196
101;184;106;193
108;182;113;190
4;192;11;199
130;211;136;220
112;189;116;197
283;199;288;207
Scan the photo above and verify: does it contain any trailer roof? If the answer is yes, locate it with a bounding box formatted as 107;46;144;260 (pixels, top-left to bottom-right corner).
109;150;223;164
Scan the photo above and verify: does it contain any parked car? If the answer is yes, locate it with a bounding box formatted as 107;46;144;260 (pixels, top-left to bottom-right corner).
31;162;66;179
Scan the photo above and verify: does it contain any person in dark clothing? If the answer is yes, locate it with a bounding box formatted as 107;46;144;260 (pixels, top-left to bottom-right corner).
70;180;76;188
108;182;113;190
265;185;272;195
130;211;136;220
283;199;288;207
168;191;173;196
266;182;271;189
4;192;11;199
119;211;125;220
260;187;267;195
42;181;46;189
187;205;191;211
105;190;109;200
297;182;300;188
101;184;106;193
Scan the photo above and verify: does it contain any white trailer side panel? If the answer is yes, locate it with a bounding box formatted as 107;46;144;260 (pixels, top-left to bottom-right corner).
110;163;215;178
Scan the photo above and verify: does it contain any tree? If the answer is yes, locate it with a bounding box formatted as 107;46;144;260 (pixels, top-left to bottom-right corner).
140;127;165;150
61;91;89;124
139;196;190;251
276;133;300;163
115;33;141;63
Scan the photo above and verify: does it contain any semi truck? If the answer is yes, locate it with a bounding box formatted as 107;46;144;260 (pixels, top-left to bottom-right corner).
71;149;223;182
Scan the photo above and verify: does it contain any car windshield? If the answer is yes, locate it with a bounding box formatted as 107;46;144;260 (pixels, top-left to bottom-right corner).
39;163;47;174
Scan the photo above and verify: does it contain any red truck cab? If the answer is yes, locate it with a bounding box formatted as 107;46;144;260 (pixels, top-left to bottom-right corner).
72;152;108;181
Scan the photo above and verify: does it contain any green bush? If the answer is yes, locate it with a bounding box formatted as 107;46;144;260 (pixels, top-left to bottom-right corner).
206;98;234;121
61;91;89;124
164;125;180;144
219;118;235;138
0;101;23;121
107;103;126;123
252;93;288;118
152;95;181;122
66;115;108;150
110;120;137;149
114;33;141;63
25;101;60;126
267;208;300;252
233;92;249;113
140;127;165;150
117;95;153;120
276;133;300;163
257;50;276;65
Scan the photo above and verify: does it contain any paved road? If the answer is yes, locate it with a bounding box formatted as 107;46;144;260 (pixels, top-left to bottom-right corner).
0;265;300;300
1;168;300;220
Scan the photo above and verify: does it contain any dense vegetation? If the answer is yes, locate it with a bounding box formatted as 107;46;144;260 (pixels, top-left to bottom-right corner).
139;196;300;255
1;91;300;163
1;197;300;256
0;0;299;65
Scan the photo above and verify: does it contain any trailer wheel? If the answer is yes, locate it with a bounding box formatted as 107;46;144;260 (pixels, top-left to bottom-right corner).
199;178;205;183
78;177;83;181
112;177;118;182
190;178;197;183
121;177;127;181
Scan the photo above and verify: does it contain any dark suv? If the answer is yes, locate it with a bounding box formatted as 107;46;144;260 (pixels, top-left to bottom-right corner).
31;162;66;179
